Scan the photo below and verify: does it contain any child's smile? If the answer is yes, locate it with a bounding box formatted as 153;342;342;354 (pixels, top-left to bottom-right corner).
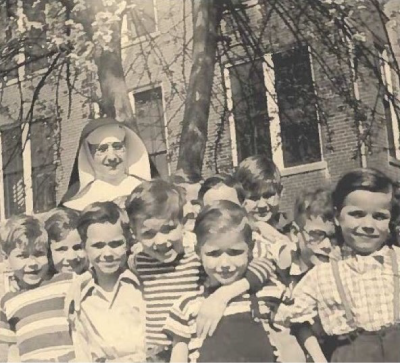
337;190;391;255
243;192;280;223
137;217;184;263
200;232;249;286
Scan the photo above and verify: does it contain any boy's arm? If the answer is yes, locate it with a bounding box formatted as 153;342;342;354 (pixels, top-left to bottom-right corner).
293;323;327;363
170;337;189;363
196;259;277;339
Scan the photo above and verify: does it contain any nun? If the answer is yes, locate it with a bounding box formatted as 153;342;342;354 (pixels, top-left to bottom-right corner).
61;118;154;211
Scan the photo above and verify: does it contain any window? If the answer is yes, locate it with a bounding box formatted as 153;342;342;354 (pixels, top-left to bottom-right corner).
127;0;157;39
130;87;169;178
229;59;272;162
227;45;322;169
378;48;400;159
30;120;57;213
23;0;48;75
1;127;25;218
0;119;57;219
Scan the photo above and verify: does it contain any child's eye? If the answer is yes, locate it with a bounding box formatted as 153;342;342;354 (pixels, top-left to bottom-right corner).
92;242;106;249
374;212;390;221
72;244;83;251
55;246;68;252
227;249;246;256
33;251;46;258
348;210;366;218
205;250;223;257
109;240;125;248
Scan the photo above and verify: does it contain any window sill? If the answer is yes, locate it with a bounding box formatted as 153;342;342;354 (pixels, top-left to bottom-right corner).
121;30;161;50
281;160;327;177
389;156;400;168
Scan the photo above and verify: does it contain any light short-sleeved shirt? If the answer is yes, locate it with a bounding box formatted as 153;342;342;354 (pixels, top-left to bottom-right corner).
68;269;146;362
0;273;75;362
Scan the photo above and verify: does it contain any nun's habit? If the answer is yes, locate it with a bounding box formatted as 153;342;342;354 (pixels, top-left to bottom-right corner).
61;118;153;211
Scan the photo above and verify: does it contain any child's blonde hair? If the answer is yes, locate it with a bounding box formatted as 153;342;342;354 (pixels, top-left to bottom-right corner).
1;215;48;256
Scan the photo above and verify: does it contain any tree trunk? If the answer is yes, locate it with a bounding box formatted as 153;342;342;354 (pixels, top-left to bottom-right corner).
177;0;222;178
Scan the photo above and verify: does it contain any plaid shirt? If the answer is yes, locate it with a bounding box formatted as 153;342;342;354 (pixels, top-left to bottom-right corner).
277;245;400;335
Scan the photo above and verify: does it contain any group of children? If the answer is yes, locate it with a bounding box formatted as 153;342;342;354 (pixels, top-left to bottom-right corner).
0;154;400;362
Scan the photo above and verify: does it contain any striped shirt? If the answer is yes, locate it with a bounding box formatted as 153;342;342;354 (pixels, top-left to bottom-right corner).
134;249;202;350
163;286;278;362
0;273;75;362
277;245;400;335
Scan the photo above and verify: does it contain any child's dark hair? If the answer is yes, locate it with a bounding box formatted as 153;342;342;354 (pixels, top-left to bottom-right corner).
1;215;48;256
44;208;80;243
77;201;133;247
194;200;253;254
198;174;245;205
294;187;334;228
333;168;394;212
235;154;282;198
125;179;185;234
169;169;203;185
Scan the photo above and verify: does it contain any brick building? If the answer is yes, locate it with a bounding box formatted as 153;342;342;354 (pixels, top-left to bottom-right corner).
0;0;399;223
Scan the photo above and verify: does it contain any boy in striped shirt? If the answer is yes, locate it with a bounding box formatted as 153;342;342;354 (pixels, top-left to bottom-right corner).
125;179;274;362
0;215;75;362
164;200;277;362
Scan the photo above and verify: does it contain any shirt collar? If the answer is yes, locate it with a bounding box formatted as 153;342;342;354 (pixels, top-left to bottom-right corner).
81;267;141;305
344;245;390;272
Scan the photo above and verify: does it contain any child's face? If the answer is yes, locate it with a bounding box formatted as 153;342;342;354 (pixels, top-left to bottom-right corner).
200;232;249;287
8;244;49;289
85;222;128;276
298;216;336;265
243;190;280;223
336;190;391;255
136;217;184;263
50;229;88;274
203;184;241;207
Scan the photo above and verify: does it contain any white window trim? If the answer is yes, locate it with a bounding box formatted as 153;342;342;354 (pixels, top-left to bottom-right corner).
128;84;170;176
224;47;325;173
121;0;159;49
380;48;400;161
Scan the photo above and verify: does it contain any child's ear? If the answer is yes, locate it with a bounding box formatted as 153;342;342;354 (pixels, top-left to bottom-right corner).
333;207;340;227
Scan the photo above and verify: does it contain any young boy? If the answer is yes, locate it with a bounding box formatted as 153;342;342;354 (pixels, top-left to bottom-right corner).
283;187;338;286
67;201;146;362
0;215;75;362
125;179;275;361
198;174;245;207
44;207;88;275
164;200;277;362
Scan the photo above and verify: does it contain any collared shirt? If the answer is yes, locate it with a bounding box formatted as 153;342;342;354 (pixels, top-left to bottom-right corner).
0;273;75;362
68;269;146;362
277;245;400;335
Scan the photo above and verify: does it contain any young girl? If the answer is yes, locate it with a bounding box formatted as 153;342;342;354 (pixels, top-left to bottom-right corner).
278;168;400;362
163;200;277;362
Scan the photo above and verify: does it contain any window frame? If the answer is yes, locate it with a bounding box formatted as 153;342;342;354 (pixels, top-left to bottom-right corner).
128;83;170;177
121;0;159;49
224;46;325;174
378;48;400;161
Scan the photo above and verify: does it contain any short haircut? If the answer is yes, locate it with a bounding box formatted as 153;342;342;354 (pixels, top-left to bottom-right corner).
44;207;80;243
198;175;245;205
333;168;394;212
235;154;282;198
194;200;253;254
1;215;48;257
293;187;334;228
126;179;185;234
77;201;132;247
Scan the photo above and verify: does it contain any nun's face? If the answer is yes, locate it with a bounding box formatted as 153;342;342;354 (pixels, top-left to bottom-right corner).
89;136;127;181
